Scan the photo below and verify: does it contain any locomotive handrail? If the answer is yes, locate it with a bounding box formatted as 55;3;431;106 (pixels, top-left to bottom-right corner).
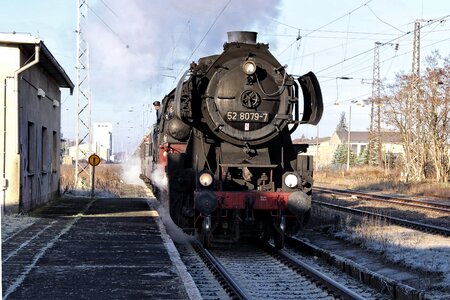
256;68;287;97
289;80;300;134
174;69;190;119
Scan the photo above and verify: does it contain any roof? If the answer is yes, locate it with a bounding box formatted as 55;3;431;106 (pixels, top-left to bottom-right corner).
0;33;74;94
294;130;402;145
336;130;368;142
293;137;329;145
336;130;401;143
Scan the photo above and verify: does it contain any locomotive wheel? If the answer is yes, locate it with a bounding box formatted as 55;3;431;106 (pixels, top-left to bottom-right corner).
260;221;272;242
151;184;160;200
273;214;286;249
274;231;285;249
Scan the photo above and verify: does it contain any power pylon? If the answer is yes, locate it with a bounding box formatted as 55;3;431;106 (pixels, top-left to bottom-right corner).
406;20;423;181
75;0;92;189
369;41;381;166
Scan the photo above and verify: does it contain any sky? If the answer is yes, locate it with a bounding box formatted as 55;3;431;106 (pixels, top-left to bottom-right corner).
1;0;449;153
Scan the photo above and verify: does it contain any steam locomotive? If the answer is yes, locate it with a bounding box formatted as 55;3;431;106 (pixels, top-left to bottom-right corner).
140;31;323;248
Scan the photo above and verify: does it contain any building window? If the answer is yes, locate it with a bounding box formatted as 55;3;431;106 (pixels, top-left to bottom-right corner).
27;122;36;173
41;127;48;172
52;131;58;172
360;145;367;155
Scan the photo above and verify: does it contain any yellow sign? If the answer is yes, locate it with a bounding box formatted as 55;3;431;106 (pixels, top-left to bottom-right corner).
88;154;101;167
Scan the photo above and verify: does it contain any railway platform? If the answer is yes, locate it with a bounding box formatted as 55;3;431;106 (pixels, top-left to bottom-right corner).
2;189;200;299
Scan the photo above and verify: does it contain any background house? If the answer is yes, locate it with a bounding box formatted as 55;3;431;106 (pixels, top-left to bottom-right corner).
63;122;114;164
93;122;113;162
294;130;404;169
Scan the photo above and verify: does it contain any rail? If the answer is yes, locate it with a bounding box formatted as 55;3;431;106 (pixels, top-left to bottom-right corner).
313;199;450;236
191;241;250;300
315;186;450;213
259;240;366;300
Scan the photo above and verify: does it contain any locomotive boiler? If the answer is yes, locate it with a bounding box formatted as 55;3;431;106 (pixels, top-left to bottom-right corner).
141;31;323;248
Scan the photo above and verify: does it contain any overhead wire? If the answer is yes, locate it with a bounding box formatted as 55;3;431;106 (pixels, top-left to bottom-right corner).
273;2;449;82
87;4;129;48
318;20;450;106
322;31;450;93
365;4;405;33
275;0;411;80
170;18;192;72
304;0;374;38
262;29;401;37
324;92;372;107
328;29;414;79
175;0;232;80
328;40;394;77
276;0;374;57
99;0;119;18
315;14;450;75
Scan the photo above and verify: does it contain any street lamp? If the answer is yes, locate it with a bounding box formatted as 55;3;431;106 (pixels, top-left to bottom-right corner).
347;104;351;171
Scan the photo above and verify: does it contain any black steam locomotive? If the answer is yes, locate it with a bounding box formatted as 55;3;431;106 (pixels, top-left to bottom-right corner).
140;31;322;248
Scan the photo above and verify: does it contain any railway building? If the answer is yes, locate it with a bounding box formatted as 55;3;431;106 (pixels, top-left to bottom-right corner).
0;33;74;213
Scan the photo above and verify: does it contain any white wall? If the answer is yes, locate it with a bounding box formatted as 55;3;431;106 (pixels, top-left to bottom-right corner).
0;45;21;212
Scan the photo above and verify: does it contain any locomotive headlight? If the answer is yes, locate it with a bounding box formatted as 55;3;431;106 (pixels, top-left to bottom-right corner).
199;171;214;187
284;173;299;188
243;60;256;75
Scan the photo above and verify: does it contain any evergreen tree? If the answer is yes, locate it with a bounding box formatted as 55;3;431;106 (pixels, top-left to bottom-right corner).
332;144;357;166
336;112;348;132
356;146;369;165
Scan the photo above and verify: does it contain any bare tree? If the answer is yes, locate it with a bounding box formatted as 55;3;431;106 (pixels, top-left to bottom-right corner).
384;51;450;182
421;52;450;182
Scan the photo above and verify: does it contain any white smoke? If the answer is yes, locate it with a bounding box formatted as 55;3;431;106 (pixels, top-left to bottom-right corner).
150;164;168;192
120;156;146;186
150;164;194;244
86;0;283;147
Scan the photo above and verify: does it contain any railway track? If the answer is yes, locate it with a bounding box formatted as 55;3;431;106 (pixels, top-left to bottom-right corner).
315;186;450;213
313;198;450;236
313;187;450;237
284;236;425;300
186;240;374;300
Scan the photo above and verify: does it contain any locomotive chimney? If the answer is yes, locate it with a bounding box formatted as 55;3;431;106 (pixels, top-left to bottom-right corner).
227;31;257;44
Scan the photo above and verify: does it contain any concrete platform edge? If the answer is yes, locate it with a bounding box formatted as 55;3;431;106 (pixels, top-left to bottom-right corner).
145;199;202;300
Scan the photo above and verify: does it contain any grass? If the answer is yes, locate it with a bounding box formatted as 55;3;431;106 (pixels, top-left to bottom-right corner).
315;166;450;198
60;164;123;196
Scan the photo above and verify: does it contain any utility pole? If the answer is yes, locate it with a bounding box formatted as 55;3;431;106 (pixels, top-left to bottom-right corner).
75;0;92;189
347;105;351;171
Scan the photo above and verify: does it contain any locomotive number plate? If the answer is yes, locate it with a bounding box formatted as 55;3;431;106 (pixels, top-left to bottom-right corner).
226;111;270;123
